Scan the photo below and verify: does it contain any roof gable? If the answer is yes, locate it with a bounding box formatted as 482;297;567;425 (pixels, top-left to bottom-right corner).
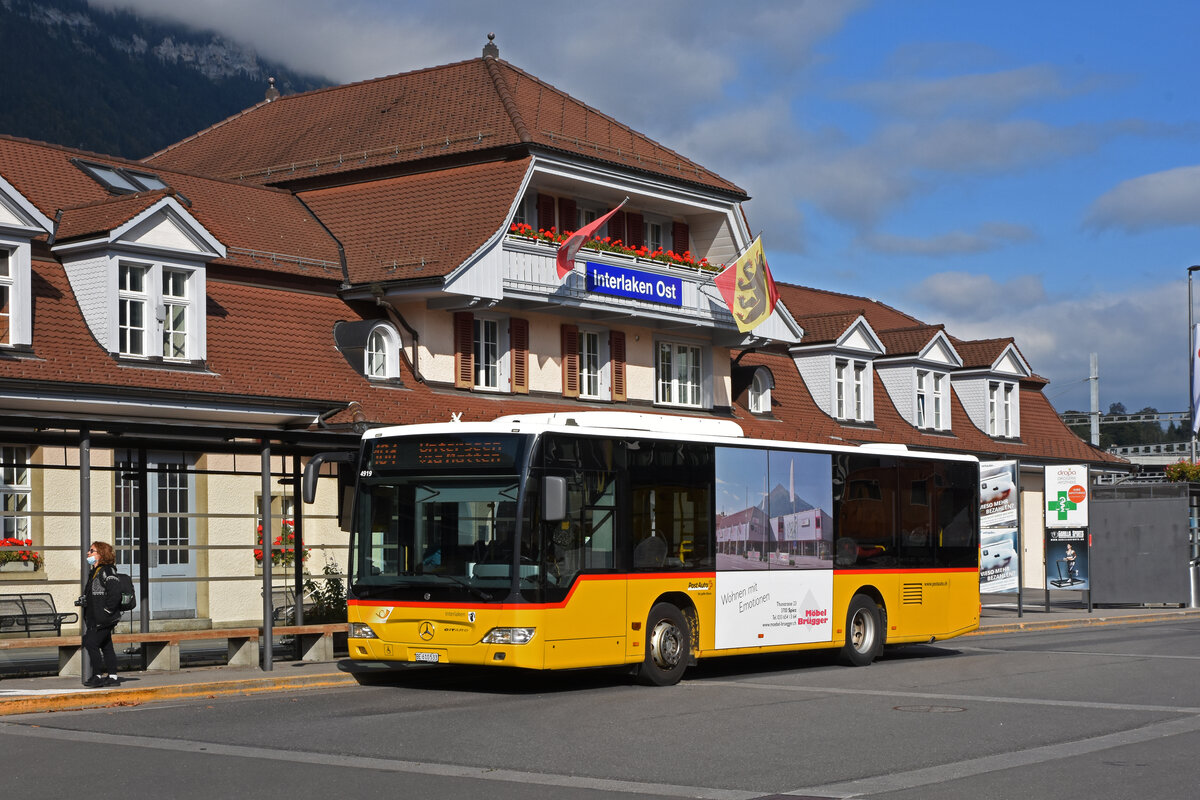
54;195;225;261
0;173;54;235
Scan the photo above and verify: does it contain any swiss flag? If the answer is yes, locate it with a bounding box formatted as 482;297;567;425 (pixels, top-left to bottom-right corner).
555;200;627;279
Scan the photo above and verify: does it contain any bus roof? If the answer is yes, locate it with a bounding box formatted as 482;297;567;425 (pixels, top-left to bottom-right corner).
362;412;978;464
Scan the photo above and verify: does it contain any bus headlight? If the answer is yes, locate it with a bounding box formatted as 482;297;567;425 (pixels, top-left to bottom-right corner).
348;622;378;639
481;627;536;645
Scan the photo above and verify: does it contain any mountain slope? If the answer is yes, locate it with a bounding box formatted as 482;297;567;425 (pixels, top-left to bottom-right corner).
0;0;327;159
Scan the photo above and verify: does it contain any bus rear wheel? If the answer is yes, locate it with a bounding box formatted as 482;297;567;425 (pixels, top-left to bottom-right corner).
637;602;690;686
839;594;883;667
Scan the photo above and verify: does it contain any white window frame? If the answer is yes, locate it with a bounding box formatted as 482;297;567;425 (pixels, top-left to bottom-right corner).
642;213;668;253
577;327;613;401
0;236;33;349
119;262;149;357
365;323;402;380
834;358;872;422
473;314;510;392
115;258;204;362
513;193;536;229
916;369;949;430
0;445;31;541
988;380;1017;437
656;339;704;408
749;369;772;414
0;248;11;348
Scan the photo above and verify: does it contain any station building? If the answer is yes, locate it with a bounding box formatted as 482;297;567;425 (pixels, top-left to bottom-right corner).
0;37;1123;630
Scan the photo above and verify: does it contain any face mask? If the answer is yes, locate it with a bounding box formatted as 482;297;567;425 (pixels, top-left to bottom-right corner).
87;555;97;566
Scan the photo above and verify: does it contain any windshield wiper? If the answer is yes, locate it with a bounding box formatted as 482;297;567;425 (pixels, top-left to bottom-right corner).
437;575;493;602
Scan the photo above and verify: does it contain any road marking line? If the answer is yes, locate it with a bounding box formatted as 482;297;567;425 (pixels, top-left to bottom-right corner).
784;714;1200;798
693;679;1200;714
0;721;761;800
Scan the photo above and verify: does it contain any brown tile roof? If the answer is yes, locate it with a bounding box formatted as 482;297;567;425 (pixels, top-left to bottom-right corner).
144;57;744;196
0;135;342;279
952;336;1024;371
54;191;170;243
791;311;863;345
297;159;530;283
729;350;1123;465
877;324;947;358
777;283;924;332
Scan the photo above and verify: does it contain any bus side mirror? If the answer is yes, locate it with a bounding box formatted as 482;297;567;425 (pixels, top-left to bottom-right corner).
303;451;356;504
542;476;567;522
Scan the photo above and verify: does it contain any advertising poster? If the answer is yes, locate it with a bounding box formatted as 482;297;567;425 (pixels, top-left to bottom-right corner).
1045;528;1089;590
714;570;834;648
979;460;1018;527
980;528;1020;592
1045;464;1089;528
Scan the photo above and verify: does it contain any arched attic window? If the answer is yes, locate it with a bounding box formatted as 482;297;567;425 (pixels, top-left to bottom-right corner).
365;323;402;380
748;367;774;414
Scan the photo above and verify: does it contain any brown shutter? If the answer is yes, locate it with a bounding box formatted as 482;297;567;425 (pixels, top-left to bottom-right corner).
537;194;557;234
454;311;474;389
561;324;579;398
626;212;644;249
672;221;689;255
610;330;627;402
608;209;625;244
558;198;577;234
511;317;529;394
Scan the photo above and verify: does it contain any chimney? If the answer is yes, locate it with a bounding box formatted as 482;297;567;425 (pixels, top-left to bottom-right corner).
482;32;498;59
265;77;280;102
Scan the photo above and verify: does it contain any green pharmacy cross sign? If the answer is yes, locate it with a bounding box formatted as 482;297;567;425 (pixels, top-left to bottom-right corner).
1047;491;1077;522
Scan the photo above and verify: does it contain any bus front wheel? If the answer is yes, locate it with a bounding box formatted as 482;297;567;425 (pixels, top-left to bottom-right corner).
839;594;883;667
637;602;690;686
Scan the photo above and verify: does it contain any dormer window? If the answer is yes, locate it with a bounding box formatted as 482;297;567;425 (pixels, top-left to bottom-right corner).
365;323;402;380
74;160;169;195
835;358;870;422
115;260;202;362
989;381;1016;437
748;367;773;414
916;369;949;431
0;248;11;346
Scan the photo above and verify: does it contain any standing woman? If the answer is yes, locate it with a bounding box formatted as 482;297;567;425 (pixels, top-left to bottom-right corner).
81;541;121;687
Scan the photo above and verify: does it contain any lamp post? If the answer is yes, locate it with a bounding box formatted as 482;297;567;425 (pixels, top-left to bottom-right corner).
1191;266;1200;463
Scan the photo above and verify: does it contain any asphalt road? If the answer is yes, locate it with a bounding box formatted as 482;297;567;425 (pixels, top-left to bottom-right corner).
4;619;1199;800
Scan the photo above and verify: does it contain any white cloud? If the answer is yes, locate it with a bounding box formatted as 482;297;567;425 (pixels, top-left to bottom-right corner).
842;65;1070;118
907;280;1187;414
864;222;1036;256
1086;165;1200;233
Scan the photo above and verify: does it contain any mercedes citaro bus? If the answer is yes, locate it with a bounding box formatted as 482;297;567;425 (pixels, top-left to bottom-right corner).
304;412;980;685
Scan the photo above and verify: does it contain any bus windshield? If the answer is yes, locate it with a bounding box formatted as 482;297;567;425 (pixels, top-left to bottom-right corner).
350;434;532;602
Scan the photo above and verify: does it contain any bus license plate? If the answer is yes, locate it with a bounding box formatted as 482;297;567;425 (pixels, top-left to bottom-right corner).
413;652;440;663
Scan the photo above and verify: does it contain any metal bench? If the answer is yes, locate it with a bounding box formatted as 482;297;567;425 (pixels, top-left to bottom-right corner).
0;593;78;637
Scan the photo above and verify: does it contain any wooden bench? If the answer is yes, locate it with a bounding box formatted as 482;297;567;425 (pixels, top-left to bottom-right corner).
272;623;345;663
0;627;260;676
0;593;78;637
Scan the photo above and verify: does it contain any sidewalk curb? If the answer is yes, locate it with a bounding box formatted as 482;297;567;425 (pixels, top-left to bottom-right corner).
966;609;1200;637
0;670;355;717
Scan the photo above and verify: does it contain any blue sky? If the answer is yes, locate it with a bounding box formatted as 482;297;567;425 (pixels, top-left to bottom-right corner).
93;0;1200;418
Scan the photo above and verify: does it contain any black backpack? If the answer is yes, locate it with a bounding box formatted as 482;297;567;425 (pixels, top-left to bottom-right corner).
114;571;137;612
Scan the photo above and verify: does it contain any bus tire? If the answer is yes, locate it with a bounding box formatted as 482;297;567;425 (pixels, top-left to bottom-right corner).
637;602;690;686
839;594;882;667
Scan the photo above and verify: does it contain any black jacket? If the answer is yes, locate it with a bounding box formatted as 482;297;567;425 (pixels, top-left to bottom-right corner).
85;563;121;629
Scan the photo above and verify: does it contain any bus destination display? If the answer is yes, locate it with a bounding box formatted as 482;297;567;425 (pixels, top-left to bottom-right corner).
369;436;523;471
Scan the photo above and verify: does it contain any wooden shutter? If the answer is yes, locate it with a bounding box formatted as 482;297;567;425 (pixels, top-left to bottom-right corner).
610;330;627;402
561;324;579;398
672;221;689;256
558;198;577;234
608;209;625;244
453;311;474;389
626;212;644;249
511;317;529;394
537;194;557;233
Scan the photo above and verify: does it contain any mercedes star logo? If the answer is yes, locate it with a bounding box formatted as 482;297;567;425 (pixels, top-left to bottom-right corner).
418;621;435;641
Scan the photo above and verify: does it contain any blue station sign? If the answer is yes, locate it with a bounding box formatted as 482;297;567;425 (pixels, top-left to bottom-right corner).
585;262;682;307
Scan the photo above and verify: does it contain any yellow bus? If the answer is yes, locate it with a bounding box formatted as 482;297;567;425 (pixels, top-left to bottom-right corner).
315;411;980;686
